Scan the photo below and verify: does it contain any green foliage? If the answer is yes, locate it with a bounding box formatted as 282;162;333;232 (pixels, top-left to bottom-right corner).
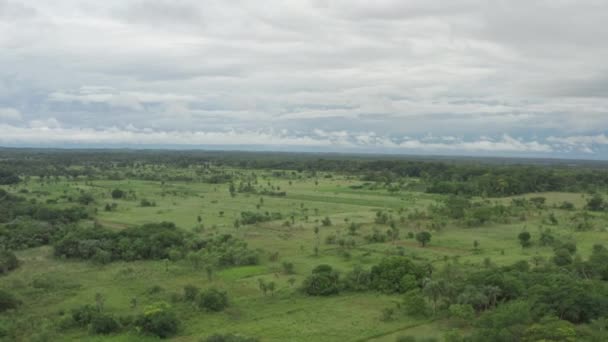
402;289;430;318
198;288;229;312
0;169;20;185
71;304;98;326
522;316;576;342
239;211;282;225
415;231;431;247
135;304;179;338
203;333;260;342
183;285;200;302
90;314;120;334
0;289;20;312
586;194;605;211
370;257;428;293
78;193;95;205
472;301;533;342
111;189;125;199
302;264;341;296
0;249;19;274
518;231;531;248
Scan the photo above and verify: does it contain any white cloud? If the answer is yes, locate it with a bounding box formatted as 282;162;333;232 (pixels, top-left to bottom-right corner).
0;107;22;121
0;1;607;157
397;134;553;153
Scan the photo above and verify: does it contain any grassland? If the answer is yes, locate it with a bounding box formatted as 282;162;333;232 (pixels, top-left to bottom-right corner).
2;166;608;341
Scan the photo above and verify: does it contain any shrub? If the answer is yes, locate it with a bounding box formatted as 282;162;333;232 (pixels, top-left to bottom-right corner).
302;265;340;296
135;305;179;338
71;304;97;326
203;333;260;342
370;257;427;293
198;288;229;312
0;290;20;312
0;249;19;274
111;189;125;199
183;285;200;302
90;314;120;334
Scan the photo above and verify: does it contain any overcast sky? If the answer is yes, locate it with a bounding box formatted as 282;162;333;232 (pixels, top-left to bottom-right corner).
1;0;608;158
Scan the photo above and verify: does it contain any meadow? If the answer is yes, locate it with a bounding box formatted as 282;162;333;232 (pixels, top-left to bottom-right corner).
2;151;608;341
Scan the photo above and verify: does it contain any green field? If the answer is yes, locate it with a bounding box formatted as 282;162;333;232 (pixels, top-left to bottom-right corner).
2;153;608;342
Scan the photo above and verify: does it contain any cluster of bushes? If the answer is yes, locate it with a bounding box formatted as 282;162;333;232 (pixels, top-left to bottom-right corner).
65;302;178;338
54;223;260;267
0;191;89;250
54;222;186;261
401;245;608;341
195;234;260;267
0;170;19;185
302;257;431;296
0;190;88;225
239;211;283;225
203;334;259;342
182;286;229;312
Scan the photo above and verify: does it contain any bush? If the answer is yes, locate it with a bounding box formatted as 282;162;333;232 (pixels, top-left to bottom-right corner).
198;288;229;312
135;306;179;338
0;249;19;274
183;285;200;302
111;189;125;199
0;289;20;312
370;257;427;294
71;304;97;326
90;314;120;334
203;333;260;342
302;264;340;296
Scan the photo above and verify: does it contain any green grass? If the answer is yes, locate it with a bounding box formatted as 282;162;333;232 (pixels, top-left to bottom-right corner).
3;171;607;341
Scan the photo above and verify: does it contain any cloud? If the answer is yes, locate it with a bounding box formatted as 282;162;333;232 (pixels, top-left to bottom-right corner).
0;1;607;157
397;135;553;153
0;107;22;121
0;120;558;155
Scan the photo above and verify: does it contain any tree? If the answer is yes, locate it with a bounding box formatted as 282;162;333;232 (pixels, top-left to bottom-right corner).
135;304;179;338
111;189;124;199
78;193;95;205
449;304;475;327
423;280;445;315
258;279;268;296
518;231;531;248
90;314;120;334
522;317;576;342
266;281;276;296
198;288;229;312
0;249;19;274
302;264;340;296
282;261;295;274
416;231;432;247
370;257;427;293
0;289;20;312
586;194;605;211
402;289;430;317
95;293;105;312
553;248;573;266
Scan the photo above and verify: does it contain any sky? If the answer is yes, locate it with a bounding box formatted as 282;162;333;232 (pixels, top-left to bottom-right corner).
1;0;608;159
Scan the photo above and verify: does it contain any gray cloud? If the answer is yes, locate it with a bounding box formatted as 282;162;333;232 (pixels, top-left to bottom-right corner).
0;0;607;157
